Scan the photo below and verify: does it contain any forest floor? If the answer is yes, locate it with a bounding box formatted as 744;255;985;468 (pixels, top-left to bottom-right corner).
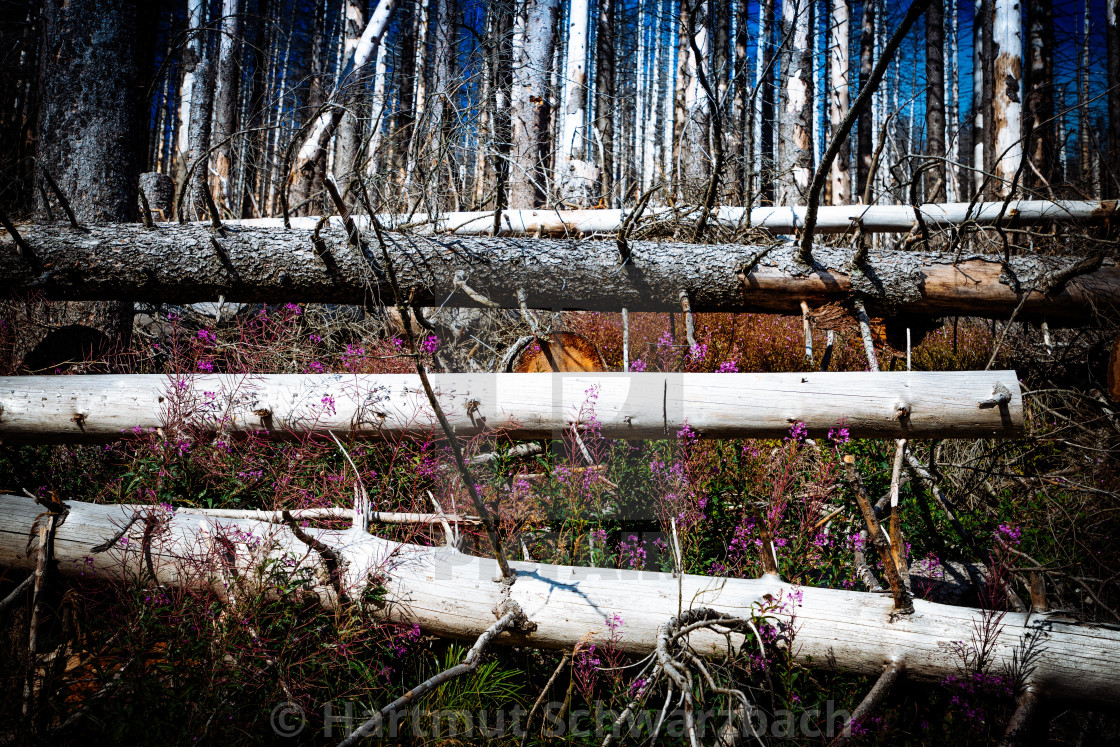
1;301;1118;745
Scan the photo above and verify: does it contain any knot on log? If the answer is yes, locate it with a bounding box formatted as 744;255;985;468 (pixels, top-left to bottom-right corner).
492;598;537;633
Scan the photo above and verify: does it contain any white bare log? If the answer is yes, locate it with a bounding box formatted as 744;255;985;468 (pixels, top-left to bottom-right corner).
1;494;1118;705
0;371;1024;443
127;507;478;524
232;200;1120;236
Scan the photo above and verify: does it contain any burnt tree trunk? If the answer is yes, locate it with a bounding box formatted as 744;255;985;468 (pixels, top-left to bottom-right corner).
595;0;614;207
1107;0;1120;197
925;0;946;202
27;0;152;371
856;0;875;201
1027;0;1055;190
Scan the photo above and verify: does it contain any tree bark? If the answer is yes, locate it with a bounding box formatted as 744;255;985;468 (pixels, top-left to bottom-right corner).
210;0;243;214
557;0;593;205
1026;0;1054;192
32;0;152;365
332;0;368;186
595;0;615;207
973;0;990;198
924;0;946;202
0;370;1025;443
991;0;1023;197
829;0;852;205
856;0;875;201
777;0;814;205
3;493;1120;705
1107;0;1120;197
507;0;559;208
3;219;1118;323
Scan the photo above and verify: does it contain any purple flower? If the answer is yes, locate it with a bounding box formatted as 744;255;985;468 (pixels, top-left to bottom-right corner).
629;358;647;372
197;361;214;372
717;360;739;373
420;335;440;354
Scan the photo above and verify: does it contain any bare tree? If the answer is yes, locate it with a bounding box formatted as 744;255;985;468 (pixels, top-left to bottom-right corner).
856;0;875;201
508;0;559;208
777;0;813;205
991;0;1023;197
829;0;852;204
595;0;615;206
557;0;593;204
211;0;243;214
332;0;367;187
1108;0;1120;197
925;0;946;202
1027;0;1055;191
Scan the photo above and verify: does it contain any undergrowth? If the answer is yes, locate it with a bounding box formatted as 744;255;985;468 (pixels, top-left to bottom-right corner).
1;301;1117;745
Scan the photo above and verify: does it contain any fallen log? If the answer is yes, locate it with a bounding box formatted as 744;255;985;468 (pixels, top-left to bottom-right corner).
2;222;1117;323
0;371;1024;443
236;199;1120;236
1;493;1117;705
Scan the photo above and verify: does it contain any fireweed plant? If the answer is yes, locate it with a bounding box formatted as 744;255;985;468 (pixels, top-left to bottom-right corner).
1;301;1117;744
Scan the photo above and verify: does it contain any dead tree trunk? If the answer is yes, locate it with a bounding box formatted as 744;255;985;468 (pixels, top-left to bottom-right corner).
210;0;242;214
0;371;1024;442
3;220;1117;323
1027;0;1055;191
829;0;852;205
3;494;1119;706
507;0;559;208
991;0;1023;197
777;0;813;205
286;0;397;210
1108;0;1120;197
332;0;368;187
30;0;151;368
855;0;876;202
594;0;615;207
925;0;946;202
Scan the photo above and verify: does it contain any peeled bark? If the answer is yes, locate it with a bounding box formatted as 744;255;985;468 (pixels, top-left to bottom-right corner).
3;493;1119;705
829;0;852;205
991;0;1023;197
557;0;593;205
3;218;1118;323
0;371;1024;443
507;0;559;208
778;0;814;205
